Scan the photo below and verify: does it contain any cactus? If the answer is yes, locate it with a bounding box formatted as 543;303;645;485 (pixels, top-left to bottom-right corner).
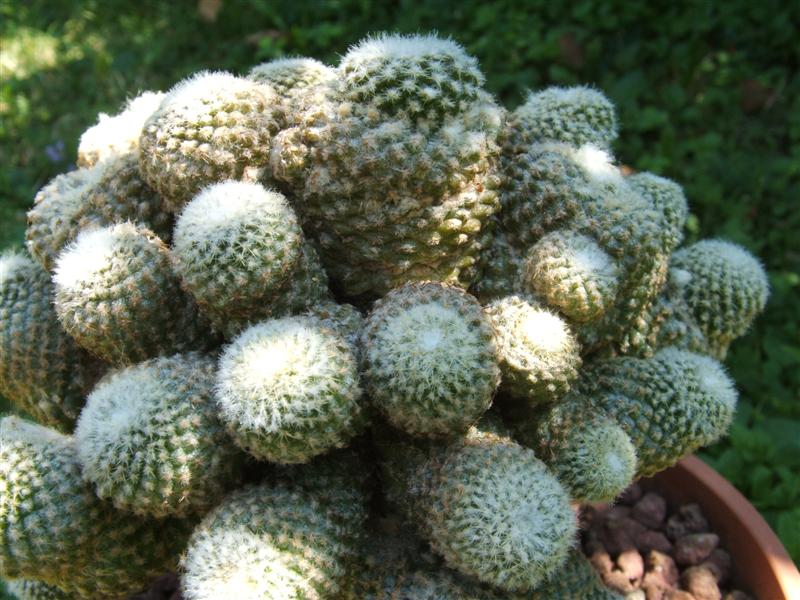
513;406;637;503
378;425;577;593
504;86;618;151
0;251;104;431
75;352;244;517
172;181;304;318
139;72;282;212
502;142;674;353
0;416;193;599
485;295;581;405
655;239;769;358
5;580;76;600
572;348;737;476
522;230;621;323
361;281;500;437
77;90;165;167
248;57;335;99
628;172;689;249
271;33;503;298
53;223;211;364
26;153;172;271
215;315;365;464
181;472;366;600
3;32;773;598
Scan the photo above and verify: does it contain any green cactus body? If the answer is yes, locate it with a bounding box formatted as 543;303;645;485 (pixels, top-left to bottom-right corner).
5;580;76;600
270;34;503;298
627;172;688;250
305;301;364;357
485;295;581;405
26;154;172;271
362;281;500;438
666;240;769;358
210;242;331;340
181;477;366;600
215;315;364;464
504;86;618;152
522;230;621;323
514;406;637;503
505;143;673;353
248;57;335;102
75;352;243;518
345;549;621;600
139;72;282;212
77;90;165;167
0;251;104;431
0;416;192;599
378;426;577;593
575;348;737;476
172;181;304;317
470;227;524;301
344;564;489;600
53;223;211;365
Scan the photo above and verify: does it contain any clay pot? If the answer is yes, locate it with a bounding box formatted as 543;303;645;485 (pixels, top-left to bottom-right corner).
644;455;800;600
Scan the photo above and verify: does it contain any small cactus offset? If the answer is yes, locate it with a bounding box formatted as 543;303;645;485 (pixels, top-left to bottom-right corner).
0;31;770;599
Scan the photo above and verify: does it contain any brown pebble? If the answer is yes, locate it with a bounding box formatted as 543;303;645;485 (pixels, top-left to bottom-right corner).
701;548;732;584
590;548;615;575
646;550;680;587
608;504;633;520
602;568;639;593
617;548;645;585
665;591;696;600
643;580;675;600
602;516;648;555
681;566;721;600
637;529;673;554
666;503;710;540
633;492;668;529
723;592;753;600
618;482;644;505
674;533;719;566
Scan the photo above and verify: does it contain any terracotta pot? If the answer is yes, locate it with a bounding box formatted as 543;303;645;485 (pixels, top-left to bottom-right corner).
643;455;800;600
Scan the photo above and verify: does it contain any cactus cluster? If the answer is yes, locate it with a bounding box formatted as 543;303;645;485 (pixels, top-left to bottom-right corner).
0;32;768;599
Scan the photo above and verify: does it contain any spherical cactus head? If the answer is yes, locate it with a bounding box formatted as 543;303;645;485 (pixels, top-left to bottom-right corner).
628;172;689;248
338;33;486;121
670;239;769;358
181;479;366;600
248;57;335;97
522;229;621;323
139;71;281;212
361;281;500;438
508;86;618;150
0;250;103;431
27;155;172;272
75;352;243;518
524;406;637;503
582;348;737;477
485;295;581;405
53;222;210;364
421;430;577;592
172;181;303;315
215;315;364;464
77;90;165;167
26;167;103;271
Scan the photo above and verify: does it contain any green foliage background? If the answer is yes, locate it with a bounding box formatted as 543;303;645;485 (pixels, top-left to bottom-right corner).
1;0;798;583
